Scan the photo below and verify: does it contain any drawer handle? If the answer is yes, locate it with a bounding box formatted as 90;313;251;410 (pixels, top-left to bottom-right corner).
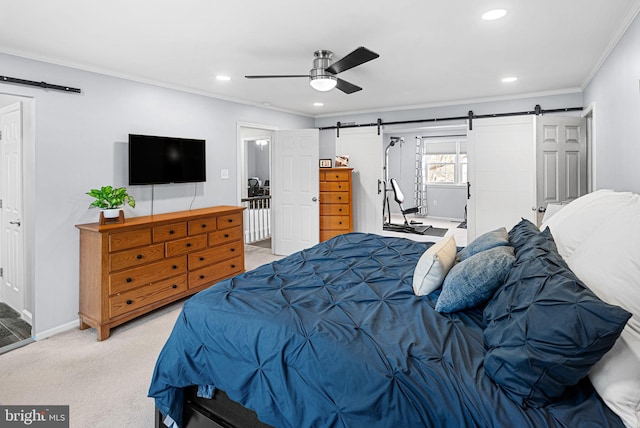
230;248;235;252
172;265;178;269
199;274;205;279
169;230;175;234
338;185;342;189
224;234;229;238
338;196;342;200
339;221;342;225
335;175;339;178
199;257;205;261
172;284;178;289
126;277;132;283
186;243;192;247
126;299;133;305
339;208;342;212
136;254;143;259
201;224;207;228
227;219;233;223
231;264;236;268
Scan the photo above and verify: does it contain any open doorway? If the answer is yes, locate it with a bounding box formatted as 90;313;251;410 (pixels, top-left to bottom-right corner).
237;123;276;250
0;93;35;353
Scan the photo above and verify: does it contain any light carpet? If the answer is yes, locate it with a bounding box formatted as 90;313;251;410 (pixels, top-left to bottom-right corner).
0;244;282;428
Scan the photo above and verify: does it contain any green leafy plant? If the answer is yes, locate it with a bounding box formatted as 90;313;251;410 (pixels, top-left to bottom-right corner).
86;186;136;210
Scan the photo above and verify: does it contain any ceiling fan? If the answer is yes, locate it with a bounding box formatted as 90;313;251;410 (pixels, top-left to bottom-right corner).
245;46;379;94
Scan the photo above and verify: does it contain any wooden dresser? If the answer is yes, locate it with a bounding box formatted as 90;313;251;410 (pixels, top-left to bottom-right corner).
319;168;354;241
75;206;245;340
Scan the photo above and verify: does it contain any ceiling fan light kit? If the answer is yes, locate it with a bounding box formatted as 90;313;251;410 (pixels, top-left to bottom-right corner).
245;46;379;94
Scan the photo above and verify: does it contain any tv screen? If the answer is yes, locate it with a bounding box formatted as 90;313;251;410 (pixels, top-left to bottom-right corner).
128;134;206;185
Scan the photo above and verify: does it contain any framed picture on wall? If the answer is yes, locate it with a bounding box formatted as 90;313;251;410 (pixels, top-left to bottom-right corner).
319;159;332;168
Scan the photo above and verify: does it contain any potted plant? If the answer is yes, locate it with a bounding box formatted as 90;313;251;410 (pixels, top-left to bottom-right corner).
86;185;136;219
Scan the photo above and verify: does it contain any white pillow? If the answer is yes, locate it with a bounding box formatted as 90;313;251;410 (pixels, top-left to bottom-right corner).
542;189;634;260
412;235;457;296
589;337;640;428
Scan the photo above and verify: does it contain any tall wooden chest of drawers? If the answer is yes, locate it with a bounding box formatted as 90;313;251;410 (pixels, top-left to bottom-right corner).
319;168;353;241
75;206;245;340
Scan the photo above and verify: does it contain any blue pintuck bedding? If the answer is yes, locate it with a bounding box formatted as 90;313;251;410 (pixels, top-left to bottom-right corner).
149;233;623;427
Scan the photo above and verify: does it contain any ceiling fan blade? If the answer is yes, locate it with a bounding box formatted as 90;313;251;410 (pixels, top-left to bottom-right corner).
245;75;309;79
335;78;362;94
325;47;380;75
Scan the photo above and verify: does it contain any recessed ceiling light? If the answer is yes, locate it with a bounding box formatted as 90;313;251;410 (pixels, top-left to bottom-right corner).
313;102;324;107
502;76;518;83
216;75;231;81
482;9;507;21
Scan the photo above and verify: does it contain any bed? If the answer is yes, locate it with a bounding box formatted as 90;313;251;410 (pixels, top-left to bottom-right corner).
149;190;640;428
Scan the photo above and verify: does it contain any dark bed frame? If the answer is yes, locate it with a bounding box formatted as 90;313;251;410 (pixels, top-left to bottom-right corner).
155;386;273;428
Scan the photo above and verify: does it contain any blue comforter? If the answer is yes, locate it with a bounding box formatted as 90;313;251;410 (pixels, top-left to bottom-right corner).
149;233;622;427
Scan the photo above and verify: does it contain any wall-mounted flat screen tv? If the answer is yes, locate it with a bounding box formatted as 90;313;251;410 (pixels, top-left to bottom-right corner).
128;134;206;185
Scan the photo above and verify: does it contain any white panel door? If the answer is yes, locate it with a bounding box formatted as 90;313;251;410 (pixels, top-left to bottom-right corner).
0;102;25;316
536;116;586;223
272;129;319;255
336;127;383;234
467;116;536;240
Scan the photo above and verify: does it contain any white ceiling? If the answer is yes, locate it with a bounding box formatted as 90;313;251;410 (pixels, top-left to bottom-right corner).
1;1;639;117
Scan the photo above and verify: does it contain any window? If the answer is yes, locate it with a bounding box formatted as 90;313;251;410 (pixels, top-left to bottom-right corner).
421;139;467;185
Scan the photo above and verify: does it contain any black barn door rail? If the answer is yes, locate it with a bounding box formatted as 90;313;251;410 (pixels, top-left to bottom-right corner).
0;75;81;93
319;105;584;136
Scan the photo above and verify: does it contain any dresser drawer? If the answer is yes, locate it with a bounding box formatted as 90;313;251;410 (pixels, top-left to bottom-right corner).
321;192;349;204
109;256;187;295
188;217;218;235
320;181;349;192
320;230;345;242
109;274;187;318
188;241;243;270
165;234;208;257
189;256;244;289
217;213;242;230
153;222;187;242
209;226;242;245
109;244;165;271
320;204;350;216
109;228;152;252
320;215;350;230
324;170;351;181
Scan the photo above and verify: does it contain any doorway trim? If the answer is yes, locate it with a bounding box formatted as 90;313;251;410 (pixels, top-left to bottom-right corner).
582;102;596;193
236;122;279;204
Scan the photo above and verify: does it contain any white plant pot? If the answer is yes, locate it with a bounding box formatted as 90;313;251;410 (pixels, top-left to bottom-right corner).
102;208;122;219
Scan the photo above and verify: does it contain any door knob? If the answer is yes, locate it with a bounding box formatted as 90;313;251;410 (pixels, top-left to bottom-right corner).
312;197;318;202
9;219;21;226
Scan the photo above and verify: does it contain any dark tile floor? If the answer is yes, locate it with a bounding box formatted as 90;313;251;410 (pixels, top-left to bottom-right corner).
0;302;31;347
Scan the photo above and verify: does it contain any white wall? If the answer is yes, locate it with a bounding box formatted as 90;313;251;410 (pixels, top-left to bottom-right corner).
584;12;640;193
0;52;313;337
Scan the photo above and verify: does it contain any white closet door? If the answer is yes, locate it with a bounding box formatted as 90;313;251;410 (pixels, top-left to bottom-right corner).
336;128;383;234
467;116;536;241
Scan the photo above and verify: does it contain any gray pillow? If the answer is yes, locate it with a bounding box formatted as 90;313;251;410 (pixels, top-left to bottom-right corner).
456;227;508;262
436;246;515;313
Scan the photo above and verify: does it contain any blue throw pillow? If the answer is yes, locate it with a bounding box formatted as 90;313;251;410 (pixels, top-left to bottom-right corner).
483;229;631;408
456;227;508;262
436;246;515;313
507;218;539;253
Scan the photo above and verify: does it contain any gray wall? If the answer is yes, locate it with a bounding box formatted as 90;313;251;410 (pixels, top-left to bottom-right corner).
584;13;640;194
0;52;313;337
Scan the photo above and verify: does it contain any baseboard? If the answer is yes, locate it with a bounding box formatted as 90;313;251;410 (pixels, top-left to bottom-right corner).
34;319;78;341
